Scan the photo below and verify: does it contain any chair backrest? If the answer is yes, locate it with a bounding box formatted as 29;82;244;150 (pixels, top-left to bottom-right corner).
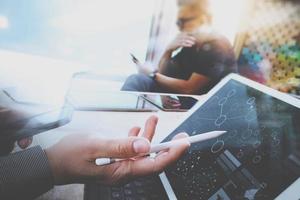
234;0;300;95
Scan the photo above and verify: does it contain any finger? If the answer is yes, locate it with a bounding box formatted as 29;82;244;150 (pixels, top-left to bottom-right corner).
141;115;158;141
171;103;182;109
17;137;33;149
184;39;196;45
168;99;180;104
180;35;196;41
128;127;141;137
180;41;195;48
151;133;190;172
172;132;189;140
155;132;190;156
152;133;189;170
181;43;193;48
121;133;190;177
186;36;196;41
90;136;151;158
182;40;195;46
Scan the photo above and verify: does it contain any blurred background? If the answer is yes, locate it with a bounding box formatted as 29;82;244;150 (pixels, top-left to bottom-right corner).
0;1;299;199
0;0;299;94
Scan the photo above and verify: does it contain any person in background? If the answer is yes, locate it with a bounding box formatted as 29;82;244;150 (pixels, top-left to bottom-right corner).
0;115;189;199
121;0;237;95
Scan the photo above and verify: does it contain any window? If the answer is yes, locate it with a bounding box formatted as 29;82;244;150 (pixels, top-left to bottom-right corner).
0;0;157;77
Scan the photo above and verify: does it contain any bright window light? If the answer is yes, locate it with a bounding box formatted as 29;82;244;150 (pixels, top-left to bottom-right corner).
0;16;9;29
51;0;153;34
210;0;248;44
0;0;156;76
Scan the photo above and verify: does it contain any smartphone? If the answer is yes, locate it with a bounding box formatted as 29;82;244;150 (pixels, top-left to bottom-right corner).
141;94;198;112
0;90;73;141
130;53;141;65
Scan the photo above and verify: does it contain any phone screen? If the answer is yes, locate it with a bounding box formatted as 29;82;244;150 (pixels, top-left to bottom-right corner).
142;94;198;111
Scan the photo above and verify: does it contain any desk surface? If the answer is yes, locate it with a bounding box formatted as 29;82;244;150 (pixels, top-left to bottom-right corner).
32;94;205;200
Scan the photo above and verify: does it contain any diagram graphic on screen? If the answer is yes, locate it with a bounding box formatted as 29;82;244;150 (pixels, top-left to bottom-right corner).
163;80;300;200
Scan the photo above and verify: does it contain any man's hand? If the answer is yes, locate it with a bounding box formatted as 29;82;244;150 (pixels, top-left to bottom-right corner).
166;33;196;53
45;116;190;185
158;33;196;73
135;62;154;76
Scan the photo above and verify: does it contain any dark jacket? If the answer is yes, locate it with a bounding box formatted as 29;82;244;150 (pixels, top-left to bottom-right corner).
0;146;53;200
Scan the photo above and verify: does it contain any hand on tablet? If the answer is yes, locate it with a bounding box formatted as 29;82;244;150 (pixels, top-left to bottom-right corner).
45;116;190;185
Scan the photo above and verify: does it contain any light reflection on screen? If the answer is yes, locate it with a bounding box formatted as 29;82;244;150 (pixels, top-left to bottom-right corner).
163;80;300;200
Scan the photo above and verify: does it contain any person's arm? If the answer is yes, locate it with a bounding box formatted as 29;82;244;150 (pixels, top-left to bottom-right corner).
157;50;173;74
158;33;196;74
0;116;189;199
0;146;54;200
44;116;189;186
154;72;210;94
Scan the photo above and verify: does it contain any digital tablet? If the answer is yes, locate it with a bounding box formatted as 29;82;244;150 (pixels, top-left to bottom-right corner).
142;94;198;112
158;73;300;200
0;90;73;141
68;91;158;112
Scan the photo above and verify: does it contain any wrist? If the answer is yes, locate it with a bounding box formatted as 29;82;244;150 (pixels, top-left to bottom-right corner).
148;70;158;80
45;147;64;185
164;49;174;56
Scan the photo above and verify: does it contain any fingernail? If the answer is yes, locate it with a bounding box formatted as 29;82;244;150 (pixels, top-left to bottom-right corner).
133;139;150;153
182;133;189;137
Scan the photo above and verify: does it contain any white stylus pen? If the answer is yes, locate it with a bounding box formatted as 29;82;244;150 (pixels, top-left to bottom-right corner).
95;130;226;166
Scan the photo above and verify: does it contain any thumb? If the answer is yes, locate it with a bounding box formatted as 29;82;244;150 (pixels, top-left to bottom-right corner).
90;137;151;158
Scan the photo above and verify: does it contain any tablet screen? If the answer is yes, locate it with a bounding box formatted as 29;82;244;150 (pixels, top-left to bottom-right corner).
162;79;300;200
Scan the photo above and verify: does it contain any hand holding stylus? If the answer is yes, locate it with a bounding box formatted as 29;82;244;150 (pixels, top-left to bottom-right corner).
45;116;190;185
95;131;226;166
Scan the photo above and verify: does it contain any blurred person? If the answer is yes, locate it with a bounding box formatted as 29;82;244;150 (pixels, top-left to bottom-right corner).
0;114;189;199
122;0;237;95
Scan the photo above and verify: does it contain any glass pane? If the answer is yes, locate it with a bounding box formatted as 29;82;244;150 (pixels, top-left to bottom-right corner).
0;0;156;76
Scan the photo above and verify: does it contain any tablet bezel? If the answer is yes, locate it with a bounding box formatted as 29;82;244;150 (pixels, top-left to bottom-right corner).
159;73;300;200
141;94;198;112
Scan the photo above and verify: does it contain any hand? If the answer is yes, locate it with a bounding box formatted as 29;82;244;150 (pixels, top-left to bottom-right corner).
17;137;33;149
166;33;196;53
45;116;190;185
136;62;154;75
161;96;182;109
